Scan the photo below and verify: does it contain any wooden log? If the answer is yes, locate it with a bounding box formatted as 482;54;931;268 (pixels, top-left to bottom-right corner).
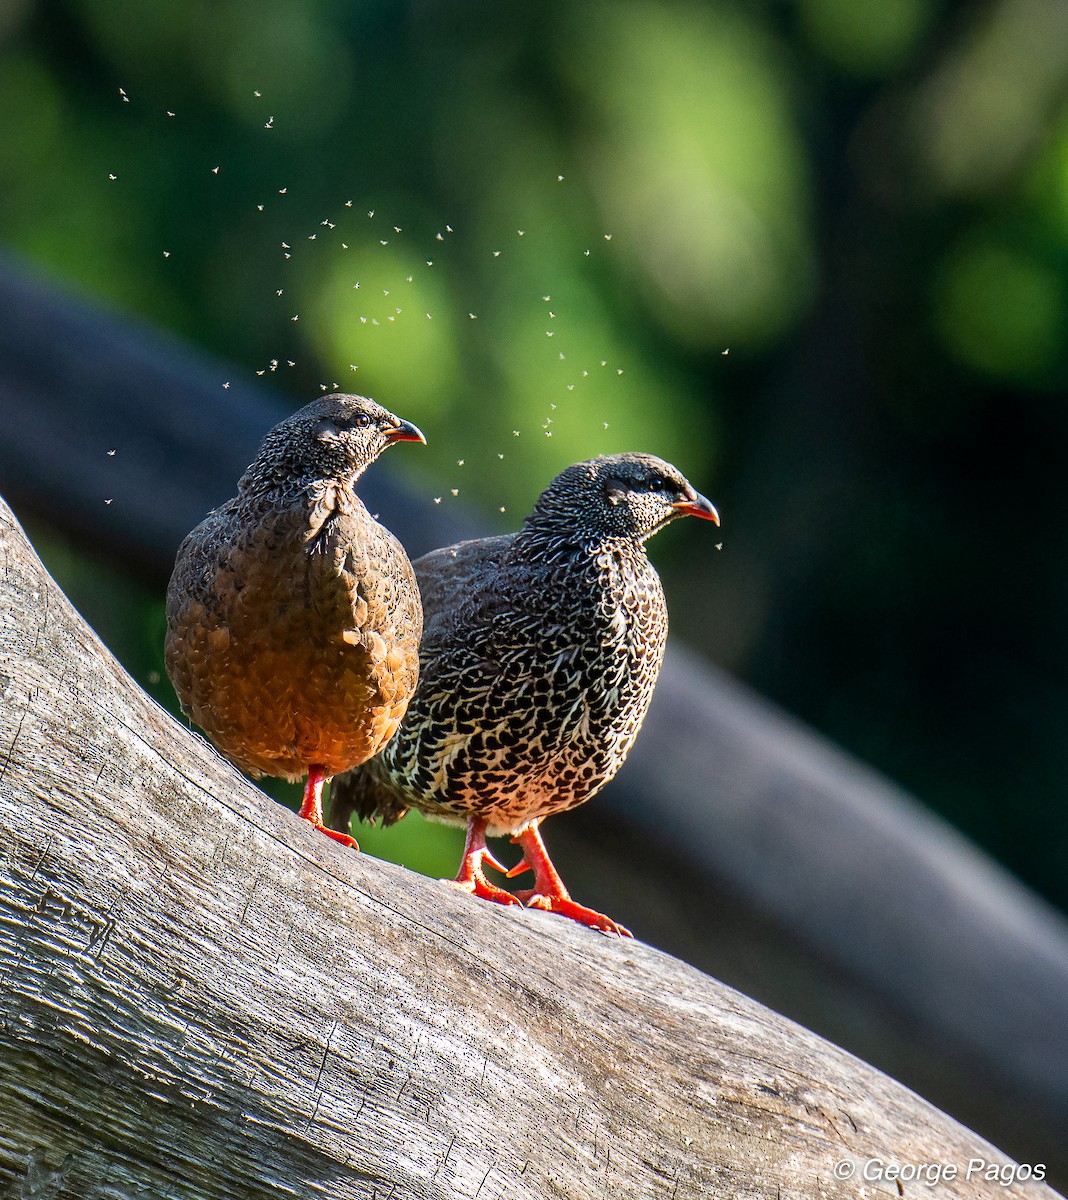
0;501;1059;1197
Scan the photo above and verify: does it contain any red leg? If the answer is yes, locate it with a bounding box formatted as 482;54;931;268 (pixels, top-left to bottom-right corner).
448;818;521;907
299;766;359;849
511;824;632;937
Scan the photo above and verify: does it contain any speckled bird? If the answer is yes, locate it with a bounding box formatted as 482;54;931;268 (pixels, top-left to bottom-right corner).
329;453;719;934
165;394;425;847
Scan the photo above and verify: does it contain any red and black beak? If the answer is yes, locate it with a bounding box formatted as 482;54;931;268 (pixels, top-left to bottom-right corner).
383;417;427;445
671;492;720;525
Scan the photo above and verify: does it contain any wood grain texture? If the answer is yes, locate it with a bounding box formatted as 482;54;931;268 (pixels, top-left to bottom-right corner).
0;495;1058;1200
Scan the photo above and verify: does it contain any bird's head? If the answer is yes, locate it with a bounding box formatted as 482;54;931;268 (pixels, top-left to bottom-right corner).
244;394;426;493
527;453;719;544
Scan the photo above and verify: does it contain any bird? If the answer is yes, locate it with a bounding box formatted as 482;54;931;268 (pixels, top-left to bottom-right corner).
165;393;425;848
328;452;719;935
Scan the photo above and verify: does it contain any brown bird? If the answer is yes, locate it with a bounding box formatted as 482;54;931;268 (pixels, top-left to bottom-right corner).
329;453;719;934
165;394;425;847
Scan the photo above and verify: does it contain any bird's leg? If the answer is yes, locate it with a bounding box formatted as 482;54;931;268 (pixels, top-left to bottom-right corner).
448;817;522;906
510;824;632;937
299;766;359;849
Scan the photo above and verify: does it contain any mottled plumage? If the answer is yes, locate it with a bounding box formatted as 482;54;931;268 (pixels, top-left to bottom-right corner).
165;394;425;845
330;452;719;932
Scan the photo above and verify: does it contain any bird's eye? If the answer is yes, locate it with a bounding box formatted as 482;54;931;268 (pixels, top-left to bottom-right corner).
646;477;665;492
354;412;371;428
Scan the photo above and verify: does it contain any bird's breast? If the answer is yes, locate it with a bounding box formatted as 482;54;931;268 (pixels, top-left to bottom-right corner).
165;491;421;780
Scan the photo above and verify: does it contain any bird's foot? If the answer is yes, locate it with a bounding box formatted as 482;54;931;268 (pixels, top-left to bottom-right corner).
300;767;359;849
449;848;521;906
448;872;522;907
510;824;632;936
304;819;360;850
514;889;632;937
447;820;522;907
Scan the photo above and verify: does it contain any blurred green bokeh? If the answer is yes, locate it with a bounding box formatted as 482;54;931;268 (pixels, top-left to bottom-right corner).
4;0;1068;910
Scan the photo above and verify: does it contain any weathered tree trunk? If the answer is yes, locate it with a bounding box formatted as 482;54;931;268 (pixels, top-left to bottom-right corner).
0;497;1057;1199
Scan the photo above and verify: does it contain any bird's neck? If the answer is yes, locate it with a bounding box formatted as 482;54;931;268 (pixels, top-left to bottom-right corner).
513;523;650;575
237;462;367;508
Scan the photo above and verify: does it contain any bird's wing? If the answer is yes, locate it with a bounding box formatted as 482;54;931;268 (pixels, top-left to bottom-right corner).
328;533;520;830
412;534;517;646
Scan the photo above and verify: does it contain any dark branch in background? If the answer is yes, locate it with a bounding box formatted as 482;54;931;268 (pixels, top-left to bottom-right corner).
0;255;469;575
1;255;1066;1182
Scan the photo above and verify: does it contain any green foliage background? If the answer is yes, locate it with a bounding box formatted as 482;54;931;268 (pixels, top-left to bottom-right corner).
4;0;1068;906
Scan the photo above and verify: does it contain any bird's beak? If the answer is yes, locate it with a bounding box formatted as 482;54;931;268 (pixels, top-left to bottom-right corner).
383;418;427;445
672;492;720;525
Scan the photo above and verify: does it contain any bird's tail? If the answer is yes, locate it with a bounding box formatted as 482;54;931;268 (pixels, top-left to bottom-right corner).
327;756;411;834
